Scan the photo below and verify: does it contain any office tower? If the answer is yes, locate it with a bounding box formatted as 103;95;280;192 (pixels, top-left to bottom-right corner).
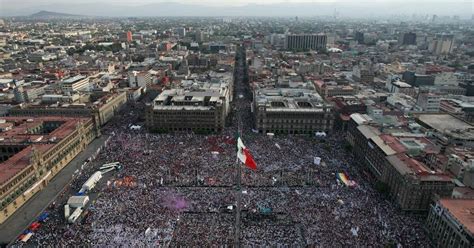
355;31;364;44
176;27;186;38
399;32;417;45
195;30;204;43
429;34;454;55
284;34;327;51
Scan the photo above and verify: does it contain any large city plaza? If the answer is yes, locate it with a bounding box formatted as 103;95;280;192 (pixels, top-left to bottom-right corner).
14;58;430;247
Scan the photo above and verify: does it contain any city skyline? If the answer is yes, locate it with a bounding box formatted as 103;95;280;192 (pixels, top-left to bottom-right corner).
1;0;468;6
0;3;473;246
0;0;472;17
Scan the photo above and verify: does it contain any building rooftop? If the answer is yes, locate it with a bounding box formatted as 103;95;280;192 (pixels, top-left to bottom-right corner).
0;116;90;186
442;99;474;109
357;125;380;139
439;198;474;235
379;134;438;155
153;88;224;110
392;80;412;88
387;153;452;181
0;144;52;186
371;136;397;156
152;71;233;111
350;113;373;125
15;92;125;110
417;114;473;132
62;75;87;84
417;114;474;140
255;88;330;112
0;79;14;84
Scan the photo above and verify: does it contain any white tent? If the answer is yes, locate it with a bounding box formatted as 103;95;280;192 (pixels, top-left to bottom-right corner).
314;157;322;165
315;131;327;137
67;195;90;208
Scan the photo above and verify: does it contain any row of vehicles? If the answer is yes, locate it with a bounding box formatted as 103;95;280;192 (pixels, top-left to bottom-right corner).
17;213;49;243
65;162;122;224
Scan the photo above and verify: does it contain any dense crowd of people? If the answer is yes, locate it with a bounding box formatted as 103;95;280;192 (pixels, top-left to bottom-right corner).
14;53;431;247
24;123;429;247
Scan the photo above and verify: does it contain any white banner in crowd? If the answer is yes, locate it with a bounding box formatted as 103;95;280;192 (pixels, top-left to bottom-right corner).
314;157;321;165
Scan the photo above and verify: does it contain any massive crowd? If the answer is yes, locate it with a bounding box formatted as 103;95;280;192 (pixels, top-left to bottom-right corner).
15;54;431;247
24;123;429;247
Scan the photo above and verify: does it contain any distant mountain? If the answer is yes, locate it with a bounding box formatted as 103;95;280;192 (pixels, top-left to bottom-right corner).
0;1;470;18
30;10;81;18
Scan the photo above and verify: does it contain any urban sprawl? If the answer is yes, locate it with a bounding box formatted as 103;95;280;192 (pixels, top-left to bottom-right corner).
0;15;472;247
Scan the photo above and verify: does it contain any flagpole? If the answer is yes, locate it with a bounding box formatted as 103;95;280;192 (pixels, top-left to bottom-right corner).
234;154;241;248
235;45;245;248
234;130;242;247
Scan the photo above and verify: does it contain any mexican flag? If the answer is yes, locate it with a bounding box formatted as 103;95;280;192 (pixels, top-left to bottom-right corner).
237;136;257;170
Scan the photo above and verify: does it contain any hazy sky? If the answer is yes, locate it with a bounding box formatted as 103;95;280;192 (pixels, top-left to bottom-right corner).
1;0;471;17
1;0;470;7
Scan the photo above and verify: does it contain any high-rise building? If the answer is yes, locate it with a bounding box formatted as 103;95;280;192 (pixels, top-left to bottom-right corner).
61;75;90;93
352;64;374;83
195;30;205;43
417;93;441;112
128;71;152;89
355;31;364;44
402;71;435;87
176;27;186;38
127;31;132;42
284;34;327;51
399;32;417;45
429;34;454;55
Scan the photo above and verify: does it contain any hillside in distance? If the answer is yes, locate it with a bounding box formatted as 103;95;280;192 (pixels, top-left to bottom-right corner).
0;1;470;18
30;10;82;18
